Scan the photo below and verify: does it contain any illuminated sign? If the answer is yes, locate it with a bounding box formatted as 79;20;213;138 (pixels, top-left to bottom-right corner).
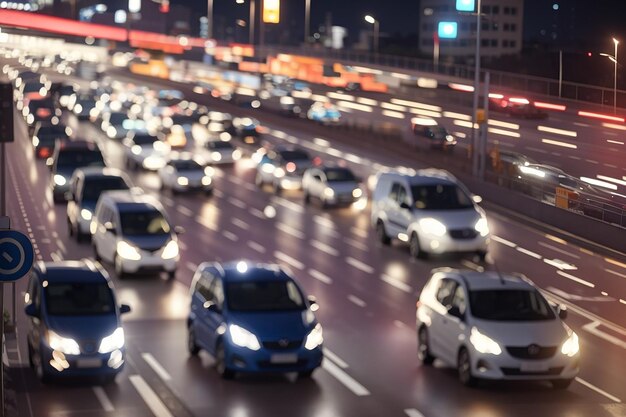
128;0;141;13
438;22;458;39
456;0;475;12
263;0;280;24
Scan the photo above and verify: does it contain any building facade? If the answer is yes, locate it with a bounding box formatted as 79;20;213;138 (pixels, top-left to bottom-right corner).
419;0;524;58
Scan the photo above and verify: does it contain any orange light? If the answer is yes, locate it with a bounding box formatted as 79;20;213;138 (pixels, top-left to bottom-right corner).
286;162;296;173
38;148;50;158
534;102;566;111
263;0;280;24
312;156;322;166
160;0;170;13
578;111;625;123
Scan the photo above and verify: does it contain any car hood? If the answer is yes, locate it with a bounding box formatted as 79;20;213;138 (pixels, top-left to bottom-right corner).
177;170;205;181
124;234;171;251
417;208;481;229
472;318;569;347
328;181;359;194
228;310;313;340
47;314;118;342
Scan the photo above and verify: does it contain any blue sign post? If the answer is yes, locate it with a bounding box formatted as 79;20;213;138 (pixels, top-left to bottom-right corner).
0;230;34;281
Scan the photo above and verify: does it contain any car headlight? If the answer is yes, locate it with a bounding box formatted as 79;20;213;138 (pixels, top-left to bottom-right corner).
560;331;579;357
202;176;212;186
131;145;142;155
161;240;179;260
98;327;125;354
211;151;222;161
469;327;502;355
74;104;83;113
32;136;39;147
474;217;489;237
352;188;363;198
80;208;92;221
232;149;242;160
274;167;285;178
177;177;189;186
117;240;142;261
143;156;164;170
47;329;80;355
324;188;335;198
304;323;323;350
53;174;67;186
446;135;454;142
418;218;447;237
228;324;261;350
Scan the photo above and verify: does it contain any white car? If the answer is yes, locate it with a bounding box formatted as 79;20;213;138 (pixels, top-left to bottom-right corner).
159;157;213;194
123;132;170;171
200;140;242;165
416;268;579;388
371;170;489;259
302;166;364;208
255;146;313;193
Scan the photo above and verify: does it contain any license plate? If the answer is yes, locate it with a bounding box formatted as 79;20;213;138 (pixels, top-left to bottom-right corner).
520;362;548;372
270;353;298;364
76;358;102;368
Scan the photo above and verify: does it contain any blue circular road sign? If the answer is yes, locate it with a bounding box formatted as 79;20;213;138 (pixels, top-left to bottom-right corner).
0;230;34;281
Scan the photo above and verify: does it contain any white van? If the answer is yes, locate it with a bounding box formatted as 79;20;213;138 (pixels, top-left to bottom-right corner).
371;170;489;259
91;191;182;279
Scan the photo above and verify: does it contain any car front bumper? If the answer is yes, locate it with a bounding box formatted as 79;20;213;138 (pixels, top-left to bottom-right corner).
225;343;323;374
40;345;125;378
119;254;178;274
419;233;489;254
470;348;579;381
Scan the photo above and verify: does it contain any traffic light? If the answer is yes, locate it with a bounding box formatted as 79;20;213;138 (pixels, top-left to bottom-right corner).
587;52;592;57
160;0;169;13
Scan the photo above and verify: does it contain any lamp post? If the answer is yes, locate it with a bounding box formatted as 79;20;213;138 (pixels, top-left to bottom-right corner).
236;0;256;45
304;0;311;44
207;0;213;39
470;0;482;177
364;15;379;54
600;37;619;114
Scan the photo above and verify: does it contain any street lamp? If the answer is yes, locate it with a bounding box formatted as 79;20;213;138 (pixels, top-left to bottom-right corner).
235;0;256;45
304;0;311;44
207;0;213;39
600;37;619;114
364;14;379;54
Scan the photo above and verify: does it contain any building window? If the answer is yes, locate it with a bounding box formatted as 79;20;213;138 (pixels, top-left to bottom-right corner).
470;23;477;31
510;41;517;48
492;22;498;31
460;39;469;47
481;39;489;47
511;23;517;31
461;22;470;32
481;5;491;13
492;6;499;14
482;22;489;31
503;40;509;47
491;39;497;47
504;7;510;14
503;23;510;31
511;7;517;15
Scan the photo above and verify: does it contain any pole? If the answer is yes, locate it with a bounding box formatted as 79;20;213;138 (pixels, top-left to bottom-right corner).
1;284;4;417
433;32;440;72
471;0;482;176
614;41;618;114
558;49;563;98
479;72;490;180
0;143;4;216
249;0;256;45
304;0;311;44
207;0;214;39
374;20;379;54
259;0;265;47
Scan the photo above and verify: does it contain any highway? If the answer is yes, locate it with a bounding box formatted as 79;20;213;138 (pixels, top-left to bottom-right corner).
4;62;626;417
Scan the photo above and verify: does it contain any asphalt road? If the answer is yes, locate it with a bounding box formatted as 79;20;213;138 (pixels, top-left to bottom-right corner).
4;66;626;417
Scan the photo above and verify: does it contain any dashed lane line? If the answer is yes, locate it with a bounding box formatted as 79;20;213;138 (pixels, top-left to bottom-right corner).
347;295;367;308
142;353;172;381
345;257;374;274
247;241;266;254
323;348;349;369
538;242;580;259
129;375;174;417
274;251;305;270
381;274;413;293
92;387;114;412
322;359;370;397
310;240;339;256
404;409;426;417
575;377;622;403
276;223;305;240
308;269;332;284
556;270;595;288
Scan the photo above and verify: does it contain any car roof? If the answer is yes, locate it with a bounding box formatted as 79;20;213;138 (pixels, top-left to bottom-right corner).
199;261;291;284
75;167;126;179
434;269;535;291
380;169;457;186
100;190;160;211
34;260;109;284
58;141;100;151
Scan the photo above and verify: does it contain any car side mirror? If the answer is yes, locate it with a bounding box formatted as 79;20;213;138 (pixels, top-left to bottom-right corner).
472;195;483;204
307;295;319;312
174;226;185;235
400;202;411;210
119;304;131;315
25;303;38;317
556;305;568;320
203;301;220;313
447;306;464;320
64;191;74;201
104;222;116;235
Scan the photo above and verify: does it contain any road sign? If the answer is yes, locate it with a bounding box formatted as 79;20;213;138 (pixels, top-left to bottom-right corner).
0;82;13;143
0;230;34;281
438;22;458;39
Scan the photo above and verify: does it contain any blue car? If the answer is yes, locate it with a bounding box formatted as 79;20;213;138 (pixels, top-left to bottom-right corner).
25;260;131;383
187;261;324;379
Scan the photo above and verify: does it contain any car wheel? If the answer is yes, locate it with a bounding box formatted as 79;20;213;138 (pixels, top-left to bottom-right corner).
255;173;264;188
298;369;315;379
304;192;310;205
417;327;435;365
93;243;101;261
551;379;574;390
410;233;426;259
114;255;126;279
187;325;200;356
376;221;391;245
167;270;176;280
34;350;50;384
457;347;477;387
273;182;282;195
67;218;74;237
476;251;488;262
215;342;234;379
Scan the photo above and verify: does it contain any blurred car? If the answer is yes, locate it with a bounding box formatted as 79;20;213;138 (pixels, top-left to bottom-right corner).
255;146;315;193
158;157;213;195
32;122;70;159
231;117;262;145
25;260;131;383
68;94;97;120
410;118;457;151
123;132;170;171
91;192;181;279
101;111;144;140
161;124;188;149
66;167;133;242
23;98;61;134
302;166;364;208
279;96;303;117
157;89;184;107
187;261;324;379
200;140;242;165
307;102;341;125
50;141;106;203
489;97;548;119
56;83;77;108
371;170;489;259
416;268;579;388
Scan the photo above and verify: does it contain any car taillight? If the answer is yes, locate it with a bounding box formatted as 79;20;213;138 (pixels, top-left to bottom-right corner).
36;108;51;118
38;147;50;158
312;156;322;166
286;162;296;173
416;301;422;308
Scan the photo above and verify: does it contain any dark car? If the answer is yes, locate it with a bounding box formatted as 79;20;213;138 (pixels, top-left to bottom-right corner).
32;122;70;159
411;119;457;151
24;98;61;135
50;141;106;203
489;97;548;119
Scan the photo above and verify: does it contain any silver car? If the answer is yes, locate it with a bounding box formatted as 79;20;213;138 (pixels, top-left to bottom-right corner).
302;166;363;208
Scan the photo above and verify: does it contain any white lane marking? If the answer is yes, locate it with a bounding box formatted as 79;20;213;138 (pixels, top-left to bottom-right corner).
322;359;370;396
575;377;622;403
350;227;368;239
323;348;349;369
607;139;624;145
569;155;581;160
491;235;517;247
394;320;411;330
161;196;174;206
227;197;247;209
541;138;577;149
186;262;198;272
543;258;577;271
381;274;412;293
308;269;332;284
57;239;66;254
605;164;618;169
276;223;305;240
141;353;172;381
546;287;613;302
92;387;114;412
525;146;548;154
229;176;244;185
460;260;484;271
345;257;374;274
243;182;257;192
537;125;577;137
516;247;542;259
586;159;599;165
50;252;63;262
212;189;224;198
178;241;187;251
231;218;250;230
249;207;265;219
606;269;626;280
348;295;367;308
557;270;595;288
176;206;193;217
196;216;218;231
404;409;426;417
582;321;626;350
274;251;305;270
272;196;304;213
313;215;336;229
538;242;580;259
620;299;626;305
343;238;369;251
311;240;339;256
129;374;174;417
573;122;590;127
222;230;239;242
247;241;266;253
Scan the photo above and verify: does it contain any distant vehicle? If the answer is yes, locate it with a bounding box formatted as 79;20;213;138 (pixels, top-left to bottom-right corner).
255;146;315;193
50;141;106;203
123;132;170;171
416;268;579;388
307;102;341;125
231;117;262;145
69;94;97;120
25;260;131;383
66;167;133;242
158;157;213;195
32;122;70;159
23;98;61;134
371;170;489;260
91;191;182;279
489;97;548;119
187;261;324;379
200;140;242;165
302;166;363;208
410;118;457;151
101;111;144;140
279;96;303;117
56;83;77;108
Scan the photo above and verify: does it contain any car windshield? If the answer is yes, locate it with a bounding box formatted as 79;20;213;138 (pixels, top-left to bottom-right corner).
109;113;126;124
430;127;448;138
171;160;202;171
82;177;129;202
45;282;115;316
38;126;67;137
120;210;170;235
325;168;356;182
23;83;44;93
411;184;473;210
469;289;555;321
133;135;157;146
226;280;306;312
57;150;104;168
280;150;310;162
207;141;233;150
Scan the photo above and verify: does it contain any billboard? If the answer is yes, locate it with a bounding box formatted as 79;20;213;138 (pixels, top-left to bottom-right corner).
263;0;280;24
